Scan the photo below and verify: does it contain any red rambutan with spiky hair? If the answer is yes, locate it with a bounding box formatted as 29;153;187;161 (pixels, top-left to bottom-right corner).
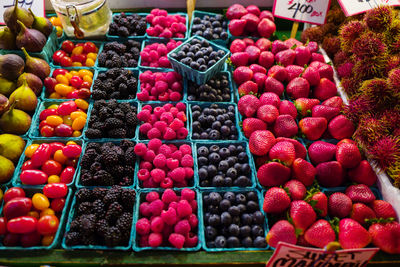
380;108;400;131
384;55;400;75
353;115;389;148
322;36;341;58
327;7;346;25
387;68;400;94
393;128;400;137
352;32;387;59
301;27;324;43
385;19;400;44
337;62;354;78
359;78;395;108
333;51;351;67
341;77;361;96
368;136;400;170
339;21;366;53
365;5;394;32
343;95;375;124
387;166;400;187
320;23;338;36
353;56;388;80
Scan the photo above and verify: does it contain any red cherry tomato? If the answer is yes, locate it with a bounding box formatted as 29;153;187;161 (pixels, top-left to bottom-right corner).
21;160;34;171
31;143;51;167
70;76;83;88
39;120;49;130
64;158;77;167
83;42;97;53
3;197;32;220
40;126;55;137
43;183;68;198
71;54;87;64
0;217;7;235
20;170;48;185
52;69;69;78
20;231;41;247
39;108;58;121
61;40;75;54
80;81;91;89
60;56;72;67
42;160;62;176
44;77;57;94
52;50;67;64
3;187;25;203
3;233;20;246
51;198;65;212
49;142;65;155
37;215;59;235
62;144;82;158
54;124;73;137
57;100;77;116
77;88;91;99
7;216;37;234
60;166;75;184
75;43;84;47
66;90;80;99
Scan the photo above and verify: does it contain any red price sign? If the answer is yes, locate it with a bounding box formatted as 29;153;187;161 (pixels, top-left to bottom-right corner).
337;0;400;17
273;0;331;25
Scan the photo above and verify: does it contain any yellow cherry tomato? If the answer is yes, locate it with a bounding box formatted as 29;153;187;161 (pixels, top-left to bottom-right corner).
74;99;89;110
66;141;77;145
72;116;86;131
85;58;95;67
48;175;61;184
82;75;93;83
27;211;40;219
32;193;50;210
87;52;97;60
48;104;59;109
53;150;67;164
40;208;55;217
49;17;62;27
49;92;62;99
65;72;73;81
78;69;93;79
72;62;83;67
25;144;39;158
72;46;83;55
56;26;63;37
70;111;87;120
63;115;73;126
55;74;69;85
69;70;79;76
42;235;55;246
46;115;63;127
55;84;74;96
72;131;82;137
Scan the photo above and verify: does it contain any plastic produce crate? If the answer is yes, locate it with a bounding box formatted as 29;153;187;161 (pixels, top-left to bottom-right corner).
146;12;189;42
138;39;175;71
106;12;148;41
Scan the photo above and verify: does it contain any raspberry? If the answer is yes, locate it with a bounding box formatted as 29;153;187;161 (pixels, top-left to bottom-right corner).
184;167;194;179
134;143;148;157
169;107;179;117
150;216;165;233
139;202;152;217
154;106;166;118
139;123;152;135
166;158;179;170
161;207;178;225
143;177;158;188
179;144;192;155
177;199;192;218
188;214;198;229
176;111;187;122
163;103;172;111
160;177;173;188
176;127;188;139
158;92;169;101
136;218;151;235
163;127;177;140
155;80;168;94
139;234;149;247
137;109;151;122
154;121;167;133
184;232;198;248
137;91;150;101
169;118;184;131
147;128;161;139
169;92;181;101
174;219;191;235
140;161;153;170
169;201;178;210
138;168;150;181
153;154;166;168
158;144;172;157
150;168;166;183
142;104;153;112
168;144;178;152
181;188;195;202
148;138;162;152
148;199;164;216
145;191;159;202
181;154;194;167
168;233;185;249
160;112;174;124
171;167;186;182
190;199;198;212
171;150;183;161
149;114;158;125
161;189;178;203
148;232;163;247
143;150;156;162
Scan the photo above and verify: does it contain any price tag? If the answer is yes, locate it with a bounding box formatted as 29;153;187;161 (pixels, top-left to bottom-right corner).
0;0;45;25
266;242;379;267
273;0;331;25
338;0;400;16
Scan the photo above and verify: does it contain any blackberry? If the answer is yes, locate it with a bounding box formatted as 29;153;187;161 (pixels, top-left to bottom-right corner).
79;214;97;234
107;164;125;176
108;128;127;138
99;41;140;68
104;226;123;247
93;187;107;200
90;162;102;174
92;199;106;217
94;170;114;186
92;90;107;100
103;192;119;206
87;142;101;151
110;14;146;37
116;212;133;231
76;189;93;203
85;128;102;139
81;233;97;245
105;202;124;224
65;232;81;246
120;189;135;211
120;139;135;150
125;112;138;126
123;165;135;176
69;219;81;232
124;147;136;164
77;202;93;215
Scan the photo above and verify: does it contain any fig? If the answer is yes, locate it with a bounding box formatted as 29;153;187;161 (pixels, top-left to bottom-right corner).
0;101;32;135
16;20;46;52
9;79;38;112
0;77;17;96
0;54;24;81
0;94;10;116
3;0;34;32
29;9;53;37
22;47;50;80
0;26;16;50
17;73;43;96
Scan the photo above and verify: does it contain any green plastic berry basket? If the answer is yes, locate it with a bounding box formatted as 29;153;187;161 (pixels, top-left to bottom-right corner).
138;39;176;71
75;139;137;189
134;140;197;190
194;141;256;190
146;12;189;42
11;138;84;188
62;187;136;250
96;40;142;70
132;188;202;251
189;11;229;47
0;186;73;250
200;188;269;251
106;13;148;41
167;36;231;85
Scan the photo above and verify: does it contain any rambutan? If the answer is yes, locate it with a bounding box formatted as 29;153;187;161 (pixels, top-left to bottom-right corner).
359;78;394;108
385;19;400;44
333;51;350;66
387;165;400;188
352;32;387;60
320;23;339;36
339;21;366;53
353;56;387;80
343;95;375;124
393;128;400;137
364;5;394;32
353;115;389;148
388;68;400;93
341;77;361;96
301;27;324;43
322;36;341;58
337;62;354;78
385;55;400;75
368;136;400;171
326;7;346;25
380;108;400;131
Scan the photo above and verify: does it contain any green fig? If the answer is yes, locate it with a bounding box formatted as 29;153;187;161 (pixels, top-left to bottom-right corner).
0;94;10;115
17;73;43;96
0;101;32;135
22;47;50;80
0;77;17;96
29;9;53;37
9;79;37;112
0;26;16;50
0;155;15;184
16;20;46;52
0;134;25;163
0;53;25;80
3;0;34;33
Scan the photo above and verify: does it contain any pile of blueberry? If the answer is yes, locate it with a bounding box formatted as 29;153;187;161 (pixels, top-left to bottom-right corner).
97;41;141;68
108;13;147;37
187;73;231;102
169;38;226;72
197;144;252;187
191;14;228;41
191;104;239;140
203;191;267;249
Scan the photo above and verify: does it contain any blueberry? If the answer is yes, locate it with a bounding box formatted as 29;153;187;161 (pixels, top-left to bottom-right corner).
236;145;244;153
208;144;218;153
212;21;221;27
212;121;221;130
241;236;253;247
206;241;216;248
192;110;201;119
177;51;185;58
241;213;252;225
203;195;211;206
218;161;229;171
200;132;209;139
192;132;200;139
208;152;221;164
224;192;235;202
221;212;232;226
197;146;209;157
238;204;247;214
212;34;219;39
253;211;265;225
254;236;267;248
210;51;218;59
238;152;248;162
209;192;222;205
234;163;241;170
200;180;210;187
252;225;264;237
212;175;225;187
198;167;208;180
207;165;217;177
209;130;221;140
232;216;241;225
226;168;237;179
224;120;233;127
221;125;230;136
236;193;247;204
221;226;230;236
218;50;226;57
207;115;216;124
247;201;258;212
240;225;251;237
197;58;206;65
208;60;217;67
228;224;240;236
205;226;217;240
190;61;200;69
219;199;231;211
227;157;236;167
208;214;221;226
228;205;240;216
208;205;219;214
170;52;178;59
236;176;250;187
215;236;226;248
218;147;230;158
224;177;232;187
227;236;240;248
193;17;201;23
240;163;251;174
198;156;209;166
199;65;208;72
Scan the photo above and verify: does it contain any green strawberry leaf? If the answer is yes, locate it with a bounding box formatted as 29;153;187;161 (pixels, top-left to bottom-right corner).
305;39;310;46
326;61;333;66
290;44;297;50
329;217;340;238
295;228;303;237
276;62;284;67
365;217;395;226
222;8;228;18
308;199;318;207
226;57;234;67
282;186;291;198
314;207;323;216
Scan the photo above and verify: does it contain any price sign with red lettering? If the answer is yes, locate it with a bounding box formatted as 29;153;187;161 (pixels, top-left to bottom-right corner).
337;0;400;17
273;0;331;25
0;0;45;25
266;242;379;267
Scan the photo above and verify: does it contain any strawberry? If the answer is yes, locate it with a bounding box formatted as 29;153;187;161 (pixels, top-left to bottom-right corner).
286;77;310;99
313;78;337;101
328;115;355;140
339;218;371;249
230;39;246;53
279;100;297;119
228;19;246;36
294;98;320;117
308;191;328;217
264;76;284;96
337;138;357;146
306;41;319;53
255;38;271;51
290;200;317;234
297;234;312;247
284;38;302;48
233;66;253;85
295;46;311;66
304;219;336;248
345;184;376;204
286;65;304;81
309;62;334;81
336;143;361;169
259;92;281;108
267;65;288;82
369;221;400;254
275;49;296;67
238;80;258;96
257;162;291;187
308;141;337;165
269;141;296;166
271;40;289;54
299;117;327;140
276;137;307;159
230;52;249;67
316;161;344;187
348;160;377;186
311;105;340;121
350;203;376;226
273;115;298;138
322;96;343;109
242;118;267;138
253;72;267;92
285;180;306;200
238;95;261;117
302;67;320;86
329;192;352;218
267;220;297;248
263;187;291;213
292;158;316;186
257;104;279;124
311;52;325;63
259;51;275;69
371;200;397;219
249;130;276;156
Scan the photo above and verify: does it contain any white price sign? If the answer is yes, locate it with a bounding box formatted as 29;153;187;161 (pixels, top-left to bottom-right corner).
338;0;400;16
273;0;331;25
0;0;45;25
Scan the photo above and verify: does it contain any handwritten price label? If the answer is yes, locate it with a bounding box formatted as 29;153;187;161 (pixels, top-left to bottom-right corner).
0;0;45;25
337;0;400;17
273;0;331;25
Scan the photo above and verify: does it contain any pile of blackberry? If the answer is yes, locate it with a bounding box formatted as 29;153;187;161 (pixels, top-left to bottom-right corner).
187;73;231;102
97;40;140;68
203;191;267;249
191;14;228;41
197;144;252;187
79;140;136;186
85;100;138;139
191;104;238;140
92;68;138;100
65;186;135;247
108;12;147;37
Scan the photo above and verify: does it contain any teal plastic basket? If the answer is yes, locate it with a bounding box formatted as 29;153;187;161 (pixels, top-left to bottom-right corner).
138;39;175;71
106;12;148;41
12;138;84;188
132;188;202;251
0;187;73;250
189;11;228;47
146;12;189;42
167;36;230;85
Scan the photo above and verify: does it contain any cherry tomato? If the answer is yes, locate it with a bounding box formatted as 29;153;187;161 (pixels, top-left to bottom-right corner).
32;193;50;210
27;211;39;219
39;108;58;121
43;183;68;198
39;121;49;130
61;40;75;54
57;100;77;116
70;76;83;88
71;54;86;64
20;231;41;247
54;124;73;137
3;187;25;203
44;77;57;94
49;142;65;155
37;215;59;235
42;160;62;176
42;234;55;246
3;197;32;220
0;217;7;235
60;56;72;67
60;166;75;184
65;158;78;167
52;69;69;78
24;144;39;158
76;88;91;99
83;42;97;53
66;90;80;99
50;198;65;212
52;50;66;64
53;150;67;164
20;170;48;185
40;208;55;217
48;175;61;184
80;81;91;89
3;233;20;246
40;126;55;137
7;216;37;234
75;43;84;47
62;144;82;158
31;143;51;167
21;160;34;171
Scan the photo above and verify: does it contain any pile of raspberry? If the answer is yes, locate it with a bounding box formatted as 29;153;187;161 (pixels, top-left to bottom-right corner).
137;103;188;140
140;40;182;68
134;139;194;188
138;71;183;101
136;189;198;249
146;9;187;39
